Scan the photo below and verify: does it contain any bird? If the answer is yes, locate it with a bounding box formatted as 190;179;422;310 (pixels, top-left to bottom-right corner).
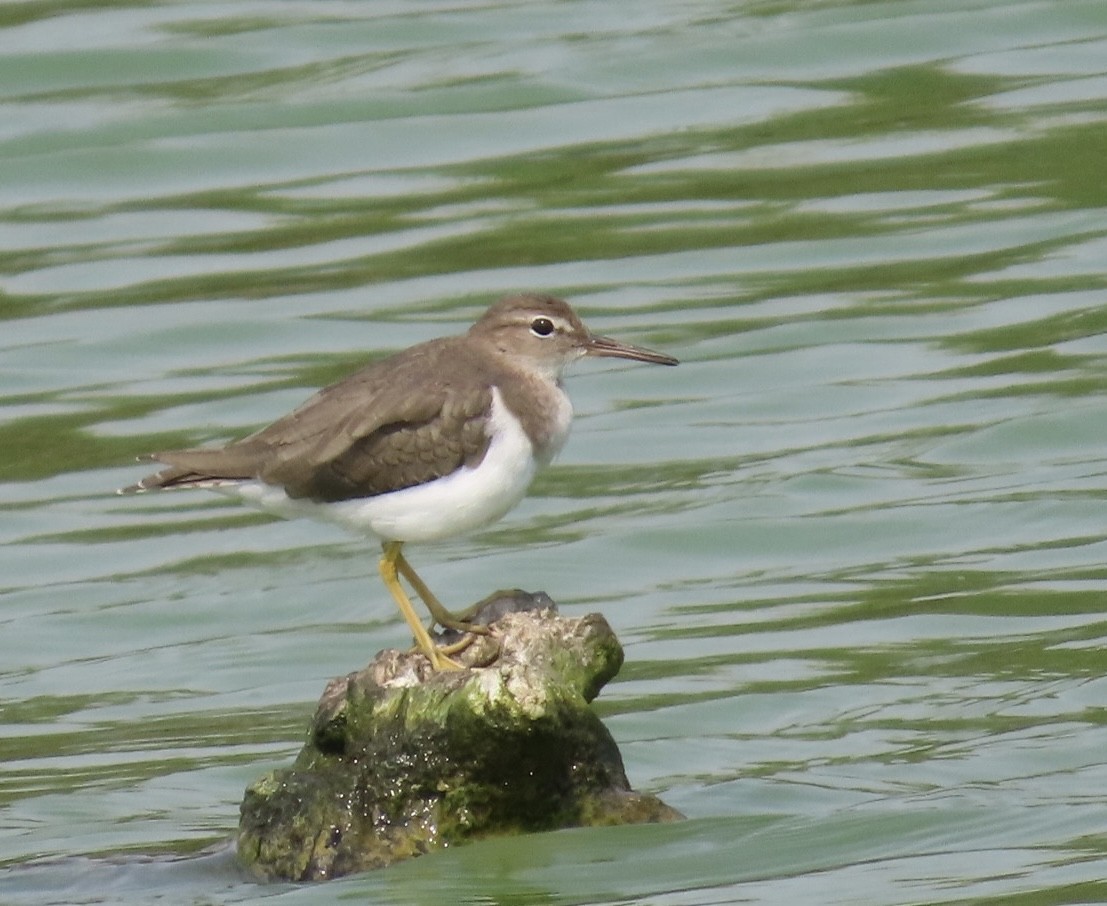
121;293;679;670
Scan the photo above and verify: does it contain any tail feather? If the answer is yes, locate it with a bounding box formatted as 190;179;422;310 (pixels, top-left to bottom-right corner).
117;467;241;495
117;447;259;495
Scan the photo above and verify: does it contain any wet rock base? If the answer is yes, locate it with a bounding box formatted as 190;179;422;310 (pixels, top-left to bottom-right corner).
237;591;682;881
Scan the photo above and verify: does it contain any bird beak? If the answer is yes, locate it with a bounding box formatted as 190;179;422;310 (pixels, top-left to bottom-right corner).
585;334;679;366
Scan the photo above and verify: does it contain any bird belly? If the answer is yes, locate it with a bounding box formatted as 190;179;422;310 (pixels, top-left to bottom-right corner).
224;388;538;543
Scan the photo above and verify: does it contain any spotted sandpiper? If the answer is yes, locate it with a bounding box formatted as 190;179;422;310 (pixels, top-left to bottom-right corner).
121;293;678;670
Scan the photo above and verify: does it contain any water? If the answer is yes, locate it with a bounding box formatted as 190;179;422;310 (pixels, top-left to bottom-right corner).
3;0;1107;903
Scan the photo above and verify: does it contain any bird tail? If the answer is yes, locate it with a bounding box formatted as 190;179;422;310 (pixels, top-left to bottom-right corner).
117;448;257;495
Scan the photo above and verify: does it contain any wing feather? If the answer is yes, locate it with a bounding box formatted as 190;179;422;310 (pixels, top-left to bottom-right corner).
124;337;495;502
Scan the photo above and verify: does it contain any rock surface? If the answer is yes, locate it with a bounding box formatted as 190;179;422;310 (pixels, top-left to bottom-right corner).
237;591;682;881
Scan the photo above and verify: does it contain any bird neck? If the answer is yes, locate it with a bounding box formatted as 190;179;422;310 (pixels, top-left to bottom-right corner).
489;361;574;465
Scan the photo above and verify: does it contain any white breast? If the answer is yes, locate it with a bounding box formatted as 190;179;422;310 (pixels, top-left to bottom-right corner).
226;387;539;543
537;386;573;466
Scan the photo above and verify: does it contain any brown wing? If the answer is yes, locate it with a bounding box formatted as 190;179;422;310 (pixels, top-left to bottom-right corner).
259;380;492;501
123;337;494;502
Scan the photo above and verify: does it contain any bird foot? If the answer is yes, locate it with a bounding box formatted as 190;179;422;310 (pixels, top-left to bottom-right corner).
408;631;497;670
435;617;491;636
424;646;466;671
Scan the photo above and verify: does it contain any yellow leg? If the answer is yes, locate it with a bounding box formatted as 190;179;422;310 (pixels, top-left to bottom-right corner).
379;541;462;671
393;547;489;637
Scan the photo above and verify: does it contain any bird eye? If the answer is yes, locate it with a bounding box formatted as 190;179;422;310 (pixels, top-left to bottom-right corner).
530;317;555;337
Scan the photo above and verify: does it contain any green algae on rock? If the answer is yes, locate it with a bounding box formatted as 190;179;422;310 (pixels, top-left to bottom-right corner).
237;592;682;881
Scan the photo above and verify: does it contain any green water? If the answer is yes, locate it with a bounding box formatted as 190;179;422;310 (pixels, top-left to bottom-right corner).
4;0;1107;903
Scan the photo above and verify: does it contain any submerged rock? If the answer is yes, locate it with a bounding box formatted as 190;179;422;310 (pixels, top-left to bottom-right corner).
237;591;682;881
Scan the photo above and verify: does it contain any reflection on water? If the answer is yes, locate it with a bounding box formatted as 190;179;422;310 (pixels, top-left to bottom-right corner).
3;1;1107;903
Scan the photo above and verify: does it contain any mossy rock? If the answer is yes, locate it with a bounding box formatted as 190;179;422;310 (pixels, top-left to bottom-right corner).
237;592;682;881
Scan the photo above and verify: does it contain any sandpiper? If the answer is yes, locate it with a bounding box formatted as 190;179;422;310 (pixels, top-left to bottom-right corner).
122;293;679;669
